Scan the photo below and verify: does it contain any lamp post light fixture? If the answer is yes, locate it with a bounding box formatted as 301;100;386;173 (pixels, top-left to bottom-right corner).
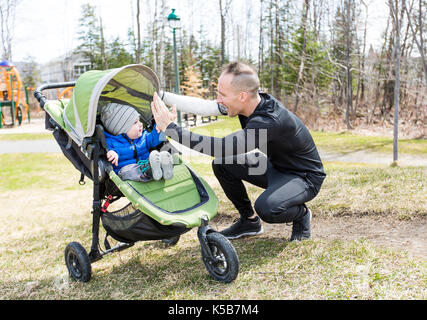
167;8;181;126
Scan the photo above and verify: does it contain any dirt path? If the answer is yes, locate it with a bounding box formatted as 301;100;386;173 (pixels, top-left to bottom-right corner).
212;215;426;259
273;216;426;259
321;150;427;166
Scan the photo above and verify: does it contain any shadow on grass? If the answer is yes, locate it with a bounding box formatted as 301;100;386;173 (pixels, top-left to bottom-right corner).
1;217;289;299
329;140;392;155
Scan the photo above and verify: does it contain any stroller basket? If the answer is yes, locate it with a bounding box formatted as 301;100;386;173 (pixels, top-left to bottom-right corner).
101;202;189;244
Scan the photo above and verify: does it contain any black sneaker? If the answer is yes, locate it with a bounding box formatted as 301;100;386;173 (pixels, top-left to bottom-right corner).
220;216;264;240
290;207;312;241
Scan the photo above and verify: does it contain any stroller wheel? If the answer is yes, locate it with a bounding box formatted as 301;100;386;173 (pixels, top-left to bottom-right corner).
161;235;180;247
64;242;91;282
202;232;239;283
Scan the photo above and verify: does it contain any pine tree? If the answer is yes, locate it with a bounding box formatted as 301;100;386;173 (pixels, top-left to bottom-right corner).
76;4;102;69
107;37;134;68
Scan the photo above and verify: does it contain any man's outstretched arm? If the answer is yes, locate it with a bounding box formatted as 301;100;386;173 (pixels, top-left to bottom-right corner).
160;91;226;116
152;92;268;158
164;122;266;158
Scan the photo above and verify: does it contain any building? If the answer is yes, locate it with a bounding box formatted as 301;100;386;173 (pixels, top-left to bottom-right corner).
40;52;91;84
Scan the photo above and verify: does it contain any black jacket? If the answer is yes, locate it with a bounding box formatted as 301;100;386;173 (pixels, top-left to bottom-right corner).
165;93;326;180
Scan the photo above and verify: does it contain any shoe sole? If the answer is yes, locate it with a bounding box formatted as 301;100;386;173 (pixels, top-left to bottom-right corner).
290;235;311;242
149;151;162;180
160;152;174;180
222;226;264;240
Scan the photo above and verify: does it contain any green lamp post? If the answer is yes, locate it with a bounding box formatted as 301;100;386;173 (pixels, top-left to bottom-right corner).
167;8;181;126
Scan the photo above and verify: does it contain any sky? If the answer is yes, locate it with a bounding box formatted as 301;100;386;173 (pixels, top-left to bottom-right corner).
10;0;390;65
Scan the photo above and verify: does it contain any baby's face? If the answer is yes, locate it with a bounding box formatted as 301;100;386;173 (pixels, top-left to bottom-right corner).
127;119;143;140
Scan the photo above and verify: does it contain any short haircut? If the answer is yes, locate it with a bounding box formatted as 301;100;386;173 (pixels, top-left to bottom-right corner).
221;61;260;97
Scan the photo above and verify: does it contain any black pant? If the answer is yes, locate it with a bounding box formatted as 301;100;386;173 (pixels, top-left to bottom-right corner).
212;153;325;223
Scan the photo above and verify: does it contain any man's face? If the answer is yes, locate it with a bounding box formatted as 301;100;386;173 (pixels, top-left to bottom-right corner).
216;73;243;117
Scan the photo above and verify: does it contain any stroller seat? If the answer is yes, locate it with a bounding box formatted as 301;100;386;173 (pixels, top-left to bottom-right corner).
109;162;217;228
128;162;201;210
43;95;218;229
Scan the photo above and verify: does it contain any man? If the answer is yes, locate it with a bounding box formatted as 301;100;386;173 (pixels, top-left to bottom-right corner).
151;61;326;241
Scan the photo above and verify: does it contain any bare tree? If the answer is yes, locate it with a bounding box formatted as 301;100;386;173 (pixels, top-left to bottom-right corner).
258;0;264;75
388;0;403;164
99;16;108;69
136;0;141;64
293;0;310;113
152;0;158;74
0;0;19;60
158;0;166;88
356;0;369;110
219;0;232;66
404;0;427;83
345;0;354;129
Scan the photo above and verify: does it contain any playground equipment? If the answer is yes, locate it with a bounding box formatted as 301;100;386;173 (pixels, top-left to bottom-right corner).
0;60;31;128
57;86;73;100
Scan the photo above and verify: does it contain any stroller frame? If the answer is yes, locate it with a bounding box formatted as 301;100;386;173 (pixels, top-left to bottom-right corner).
34;81;239;283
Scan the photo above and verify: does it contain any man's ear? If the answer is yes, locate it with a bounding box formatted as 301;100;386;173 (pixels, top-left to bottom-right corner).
239;91;249;102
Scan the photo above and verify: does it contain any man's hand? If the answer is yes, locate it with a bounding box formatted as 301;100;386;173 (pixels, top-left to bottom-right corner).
106;150;119;166
151;92;177;132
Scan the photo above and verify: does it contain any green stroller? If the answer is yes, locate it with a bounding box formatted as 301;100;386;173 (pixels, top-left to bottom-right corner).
34;64;239;283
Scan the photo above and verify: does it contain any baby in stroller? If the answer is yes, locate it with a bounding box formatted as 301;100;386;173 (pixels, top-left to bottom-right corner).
101;102;174;182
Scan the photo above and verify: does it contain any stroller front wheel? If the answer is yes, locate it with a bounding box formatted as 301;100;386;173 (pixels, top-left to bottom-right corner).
64;242;92;282
202;232;239;283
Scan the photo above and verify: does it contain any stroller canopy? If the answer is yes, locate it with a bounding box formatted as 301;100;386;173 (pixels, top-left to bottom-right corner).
63;64;160;146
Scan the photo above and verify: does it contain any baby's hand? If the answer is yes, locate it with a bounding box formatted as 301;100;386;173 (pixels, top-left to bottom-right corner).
106;150;119;166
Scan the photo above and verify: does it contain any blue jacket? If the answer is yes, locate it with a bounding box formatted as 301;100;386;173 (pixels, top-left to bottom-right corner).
104;125;166;173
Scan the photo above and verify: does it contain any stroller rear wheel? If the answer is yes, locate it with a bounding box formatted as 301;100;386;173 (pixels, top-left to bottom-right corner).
64;242;92;282
202;232;239;283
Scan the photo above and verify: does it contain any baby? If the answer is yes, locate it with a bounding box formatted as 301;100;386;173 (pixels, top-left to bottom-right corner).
101;102;174;182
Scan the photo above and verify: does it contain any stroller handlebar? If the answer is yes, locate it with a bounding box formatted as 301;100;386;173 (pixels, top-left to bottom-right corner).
34;81;76;109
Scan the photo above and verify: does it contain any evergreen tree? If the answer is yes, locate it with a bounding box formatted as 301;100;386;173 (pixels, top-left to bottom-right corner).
75;3;102;69
282;28;334;96
107;37;134;68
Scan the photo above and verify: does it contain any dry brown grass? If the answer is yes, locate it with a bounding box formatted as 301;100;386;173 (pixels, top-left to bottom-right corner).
0;153;426;300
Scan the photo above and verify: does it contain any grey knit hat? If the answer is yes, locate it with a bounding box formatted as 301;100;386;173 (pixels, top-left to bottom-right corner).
101;103;140;135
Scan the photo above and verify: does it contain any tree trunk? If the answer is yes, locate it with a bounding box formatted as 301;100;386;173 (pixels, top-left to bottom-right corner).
218;0;231;65
258;0;264;75
99;16;108;70
358;0;369;108
136;0;141;64
368;16;390;124
293;0;309;113
389;0;402;163
152;0;158;74
345;0;353;129
0;0;18;60
268;0;274;93
158;0;166;88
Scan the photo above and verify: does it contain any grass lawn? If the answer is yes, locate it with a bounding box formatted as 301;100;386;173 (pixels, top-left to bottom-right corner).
0;133;52;141
311;131;427;156
0;153;425;299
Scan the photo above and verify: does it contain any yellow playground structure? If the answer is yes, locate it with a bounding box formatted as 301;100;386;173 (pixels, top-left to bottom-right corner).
0;60;32;128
